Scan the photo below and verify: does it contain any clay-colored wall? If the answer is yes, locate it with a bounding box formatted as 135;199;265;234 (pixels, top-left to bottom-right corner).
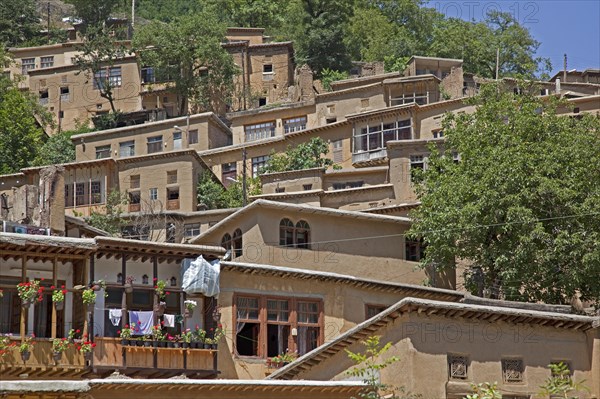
74;115;230;161
198;207;432;286
297;312;598;399
118;155;202;213
315;87;386;125
416;102;475;140
27;58;141;134
62;163;118;218
7;44;81;88
216;270;425;380
247;45;293;105
321;186;395;211
261;169;325;194
226;29;265;45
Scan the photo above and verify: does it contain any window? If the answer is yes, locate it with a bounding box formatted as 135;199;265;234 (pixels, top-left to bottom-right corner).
119;141;135;157
361;98;369;108
94;67;122;90
252;155;270;177
188;129;198;145
130;175;140;189
283;116;307;133
410;155;426;182
234;295;323;358
64;184;72;207
95;145;111;159
0;277;24;334
354;120;412;153
279;219;294;247
167;188;179;209
233;228;243;258
432;129;444;139
332;139;343;163
75;183;85;206
365;305;387;319
149;188;158;201
279;219;310;249
184;223;200;238
245;121;275;142
167;171;177;184
21;58;35;74
326;117;337;124
303;184;312;191
129;191;140;204
141;66;155;84
90;181;102;204
39;90;49;105
332;181;364;190
391;93;428;105
502;359;524;383
147;136;163;154
263;64;273;73
122;225;150;241
405;238;426;261
258;97;267;106
327;104;335;114
222;162;237;186
448;354;468;380
275;187;285;193
40;56;54;68
60;86;70;102
173;131;182;149
295;221;310;249
221;233;232;252
166;223;176;243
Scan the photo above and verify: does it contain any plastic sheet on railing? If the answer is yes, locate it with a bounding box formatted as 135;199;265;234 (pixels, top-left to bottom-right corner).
181;256;220;297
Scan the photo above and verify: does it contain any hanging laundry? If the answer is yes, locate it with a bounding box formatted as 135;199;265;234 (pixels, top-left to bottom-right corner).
175;314;184;325
163;314;175;328
109;309;122;327
129;311;154;335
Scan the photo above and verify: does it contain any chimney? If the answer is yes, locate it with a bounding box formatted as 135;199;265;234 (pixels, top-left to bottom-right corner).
555;78;561;95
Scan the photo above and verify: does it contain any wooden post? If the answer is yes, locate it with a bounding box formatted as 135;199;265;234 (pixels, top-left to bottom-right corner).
51;256;58;339
82;257;89;338
153;256;158;326
121;253;128;329
20;256;27;343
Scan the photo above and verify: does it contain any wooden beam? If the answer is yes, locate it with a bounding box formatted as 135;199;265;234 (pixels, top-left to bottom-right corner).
20;255;27;343
51;256;58;339
0;250;89;261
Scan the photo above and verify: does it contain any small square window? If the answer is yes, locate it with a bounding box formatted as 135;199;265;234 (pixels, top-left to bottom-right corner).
448;354;468;380
303;184;312;191
258;97;267;106
361;98;369;108
149;188;158;201
188;129;198;145
275;187;285;193
502;359;524;383
95;145;111;159
263;64;273;73
184;223;201;237
167;170;177;184
130;175;140;189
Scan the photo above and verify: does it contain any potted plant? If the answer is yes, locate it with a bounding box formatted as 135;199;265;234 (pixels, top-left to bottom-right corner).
17;279;44;308
180;329;193;349
0;334;16;360
82;288;96;305
51;337;71;362
19;335;35;362
123;275;135;294
184;299;197;318
153;279;169;315
210;324;225;349
91;279;106;292
151;324;164;347
118;325;133;346
269;349;298;368
192;325;205;349
76;335;96;361
67;328;81;343
51;285;67;311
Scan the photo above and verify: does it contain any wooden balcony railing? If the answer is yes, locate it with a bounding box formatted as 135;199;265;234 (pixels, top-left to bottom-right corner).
92;337;217;378
0;338;87;379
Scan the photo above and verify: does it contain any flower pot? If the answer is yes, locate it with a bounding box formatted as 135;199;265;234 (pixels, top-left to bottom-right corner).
54;301;64;311
182;342;189;349
21;350;31;362
167;341;175;348
172;342;180;349
143;341;152;348
123;284;133;294
53;351;62;362
135;340;143;347
91;285;101;292
184;308;193;318
190;342;199;349
210;343;217;350
121;338;129;346
203;343;210;350
158;341;166;348
84;351;92;362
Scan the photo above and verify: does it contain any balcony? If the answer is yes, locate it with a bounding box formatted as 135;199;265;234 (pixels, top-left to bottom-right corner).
352;149;388;164
93;338;217;378
167;199;180;210
0;338;87;379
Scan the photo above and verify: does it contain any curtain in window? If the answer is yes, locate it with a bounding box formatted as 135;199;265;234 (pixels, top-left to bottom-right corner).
236;297;251;334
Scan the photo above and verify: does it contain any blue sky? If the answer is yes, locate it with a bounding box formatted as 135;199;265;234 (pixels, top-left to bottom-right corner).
426;0;600;75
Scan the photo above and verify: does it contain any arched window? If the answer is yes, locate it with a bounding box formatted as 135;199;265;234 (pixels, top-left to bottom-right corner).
295;220;310;249
232;229;243;258
279;218;294;247
221;233;232;252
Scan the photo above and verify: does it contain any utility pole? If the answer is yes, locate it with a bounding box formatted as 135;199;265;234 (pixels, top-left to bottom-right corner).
130;0;135;39
242;148;247;207
563;53;568;82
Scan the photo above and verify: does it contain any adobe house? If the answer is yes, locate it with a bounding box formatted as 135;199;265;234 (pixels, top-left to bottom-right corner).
0;379;365;399
214;261;463;379
268;297;600;399
0;233;224;379
191;199;454;289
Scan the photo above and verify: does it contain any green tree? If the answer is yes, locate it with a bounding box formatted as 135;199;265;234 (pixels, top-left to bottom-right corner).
32;124;93;167
262;137;334;173
464;382;501;399
539;362;589;399
133;11;239;115
345;6;398;62
409;82;600;304
290;0;353;76
430;11;550;79
85;189;128;236
64;0;121;34
0;0;44;47
320;69;350;91
197;170;261;210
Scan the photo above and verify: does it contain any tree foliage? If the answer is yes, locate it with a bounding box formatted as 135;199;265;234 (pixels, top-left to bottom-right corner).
409;82;600;304
0;0;44;47
320;69;350;91
32;125;93;167
539;362;589;399
64;0;122;34
464;382;501;399
84;189;128;236
197;170;261;210
262;138;334;174
133;11;239;115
